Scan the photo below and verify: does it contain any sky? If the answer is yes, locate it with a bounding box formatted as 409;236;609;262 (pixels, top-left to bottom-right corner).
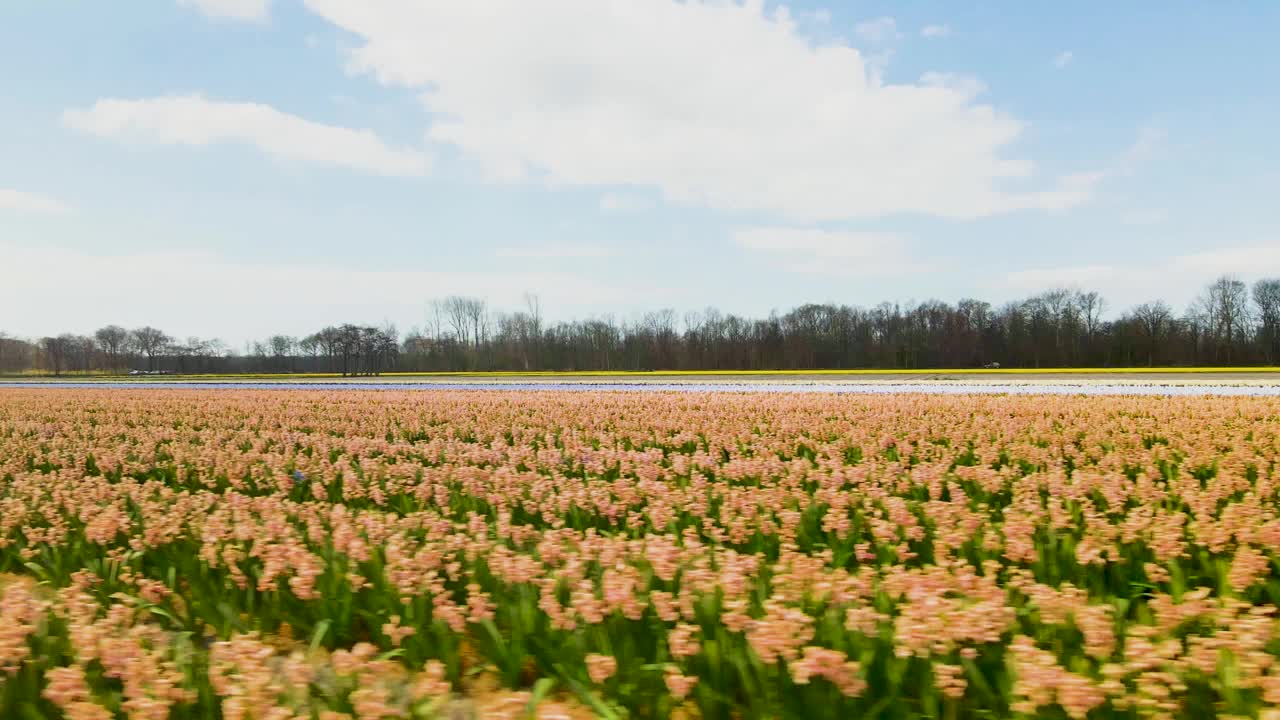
2;1;1278;345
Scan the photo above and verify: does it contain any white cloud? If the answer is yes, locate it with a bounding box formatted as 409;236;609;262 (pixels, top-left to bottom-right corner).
919;72;987;99
300;0;1093;221
920;24;951;38
1004;244;1280;311
493;242;615;259
178;0;272;23
0;188;69;214
854;16;900;44
599;192;655;212
63;94;430;177
733;226;928;276
0;242;624;341
1054;50;1074;68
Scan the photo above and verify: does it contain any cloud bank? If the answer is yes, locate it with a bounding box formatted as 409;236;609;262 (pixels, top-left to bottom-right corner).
300;0;1091;221
64;95;429;177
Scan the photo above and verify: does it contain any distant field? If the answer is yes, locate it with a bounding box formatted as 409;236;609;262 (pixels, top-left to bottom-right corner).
6;367;1280;381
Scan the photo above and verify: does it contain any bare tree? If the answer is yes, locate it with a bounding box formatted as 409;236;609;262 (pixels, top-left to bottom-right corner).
171;338;196;374
474;307;491;357
185;337;223;373
442;296;488;358
523;292;543;367
130;326;172;372
498;309;542;371
0;333;38;374
640;309;679;369
71;335;98;372
312;327;342;373
337;324;362;376
368;324;399;375
1076;291;1107;339
95;325;130;372
443;296;472;347
1195;276;1251;363
268;335;297;372
524;293;542;332
1254;278;1280;364
1131;301;1173;366
426;300;447;342
299;334;321;370
39;335;75;376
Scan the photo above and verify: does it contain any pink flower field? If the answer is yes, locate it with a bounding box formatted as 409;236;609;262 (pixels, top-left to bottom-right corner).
2;389;1280;719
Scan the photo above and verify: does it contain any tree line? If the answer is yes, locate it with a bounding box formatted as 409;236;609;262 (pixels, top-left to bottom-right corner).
5;275;1280;376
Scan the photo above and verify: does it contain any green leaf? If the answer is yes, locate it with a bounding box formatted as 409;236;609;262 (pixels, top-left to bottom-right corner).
146;605;178;623
961;657;998;704
525;678;558;718
564;678;621;720
310;619;331;654
21;562;47;581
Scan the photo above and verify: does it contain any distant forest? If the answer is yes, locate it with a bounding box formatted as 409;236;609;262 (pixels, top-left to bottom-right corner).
4;275;1280;376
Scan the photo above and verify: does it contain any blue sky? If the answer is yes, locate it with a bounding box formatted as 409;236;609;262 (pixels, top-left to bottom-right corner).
2;1;1278;345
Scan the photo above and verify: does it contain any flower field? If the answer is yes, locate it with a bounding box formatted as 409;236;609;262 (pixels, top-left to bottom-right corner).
2;389;1280;719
